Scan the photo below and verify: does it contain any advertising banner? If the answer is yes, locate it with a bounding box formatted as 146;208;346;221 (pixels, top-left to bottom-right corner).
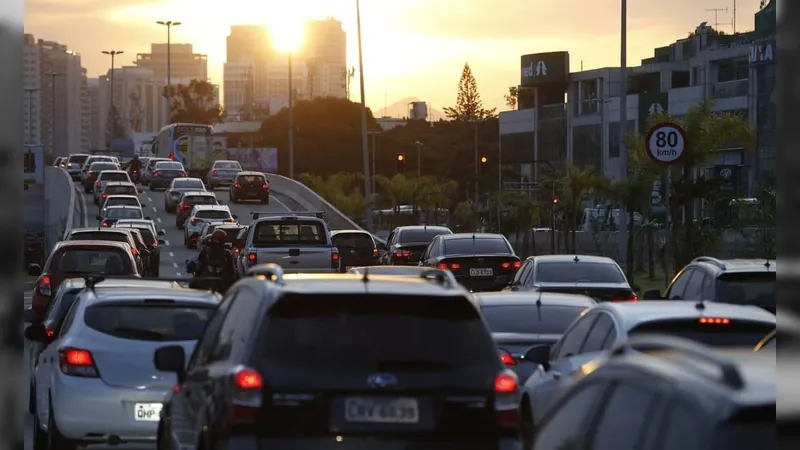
520;52;569;86
749;39;775;66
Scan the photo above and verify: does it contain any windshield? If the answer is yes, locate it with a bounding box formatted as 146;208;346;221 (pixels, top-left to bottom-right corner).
90;163;117;172
716;272;775;312
536;261;626;283
173;179;205;190
332;233;375;250
629;320;775;348
84;303;215;341
399;228;451;244
185;196;217;205
443;237;511;255
253;221;327;246
107;208;143;219
68;155;89;164
156;162;184;171
196;210;231;220
148;159;169;169
238;175;265;184
69;232;129;244
49;249;132;274
480;304;586;335
106;198;140;208
215;161;242;169
100;172;129;182
104;185;136;196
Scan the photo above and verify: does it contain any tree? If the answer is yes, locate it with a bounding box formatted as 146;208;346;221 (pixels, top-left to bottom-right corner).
166;79;224;124
558;163;599;253
443;63;496;121
504;86;518;110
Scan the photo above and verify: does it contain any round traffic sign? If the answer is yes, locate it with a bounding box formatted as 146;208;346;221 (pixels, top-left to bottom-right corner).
645;122;686;165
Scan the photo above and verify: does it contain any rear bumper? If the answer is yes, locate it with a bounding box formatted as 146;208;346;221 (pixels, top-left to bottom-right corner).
209;176;235;185
457;275;513;292
150;179;173;188
216;436;520;450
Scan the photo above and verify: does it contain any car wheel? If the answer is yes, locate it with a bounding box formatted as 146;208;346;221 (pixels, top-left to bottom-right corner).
47;399;77;450
156;420;169;450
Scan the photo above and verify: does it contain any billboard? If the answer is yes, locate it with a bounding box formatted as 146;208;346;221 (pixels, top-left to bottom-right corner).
520;52;569;86
749;39;775;66
226;148;278;173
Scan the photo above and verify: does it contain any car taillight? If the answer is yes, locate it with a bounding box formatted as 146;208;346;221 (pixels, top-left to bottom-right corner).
59;348;99;377
153;171;159;177
234;248;241;254
372;247;378;257
131;248;139;256
212;170;218;175
331;251;340;268
230;368;263;423
67;163;73;168
247;252;257;264
102;194;108;199
95;180;101;187
191;218;198;225
500;352;517;366
234;183;242;189
501;260;522;269
45;328;55;338
180;172;187;177
494;370;519;430
37;275;52;296
101;221;110;227
613;293;639;302
699;317;731;324
395;250;411;258
262;183;269;189
436;262;460;270
168;152;175;160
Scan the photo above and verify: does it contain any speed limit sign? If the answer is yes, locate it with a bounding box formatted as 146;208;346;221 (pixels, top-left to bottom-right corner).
645;123;686;165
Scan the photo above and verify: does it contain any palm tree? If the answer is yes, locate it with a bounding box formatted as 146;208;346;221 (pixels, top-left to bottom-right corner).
558;163;598;253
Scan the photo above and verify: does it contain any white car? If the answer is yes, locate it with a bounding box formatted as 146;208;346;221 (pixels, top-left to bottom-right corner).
183;205;237;248
93;171;133;205
80;155;117;184
65;154;90;180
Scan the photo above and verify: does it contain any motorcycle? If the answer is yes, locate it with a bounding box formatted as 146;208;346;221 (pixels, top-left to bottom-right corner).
186;260;227;293
128;168;141;183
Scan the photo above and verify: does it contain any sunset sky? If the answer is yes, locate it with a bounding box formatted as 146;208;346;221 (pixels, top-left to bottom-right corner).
24;0;760;113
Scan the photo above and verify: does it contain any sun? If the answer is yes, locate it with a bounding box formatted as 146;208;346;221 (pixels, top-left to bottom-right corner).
268;17;305;52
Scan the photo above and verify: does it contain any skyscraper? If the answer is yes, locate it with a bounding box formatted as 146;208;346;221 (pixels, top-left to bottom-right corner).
38;39;85;157
300;18;347;99
135;43;209;82
23;34;41;146
225;25;271;120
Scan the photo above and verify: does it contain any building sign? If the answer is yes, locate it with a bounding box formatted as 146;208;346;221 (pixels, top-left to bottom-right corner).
175;124;212;137
520;52;569;86
714;164;741;196
749;39;775;66
637;92;669;133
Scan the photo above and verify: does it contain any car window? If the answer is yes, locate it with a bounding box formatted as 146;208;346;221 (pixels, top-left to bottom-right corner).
443;238;512;255
480;304;587;335
535;262;625;283
44;288;81;326
629;319;775;348
580;313;616;352
196;210;232;220
50;248;133;274
659;402;701;450
84;303;215;341
588;384;659;450
332;233;375;250
253;221;326;246
238;174;265;183
214;161;242;169
106;198;140;208
533;382;606;450
185;196;217;205
261;294;499;370
715;272;775;312
188;295;234;369
104;185;137;196
106;208;143;219
667;269;694;300
58;297;81;338
69;232;129;244
90;163;117;171
398;229;451;244
68;154;88;164
100;172;130;182
155;162;184;170
148;159;168;169
173;179;205;190
124;227;156;246
684;270;705;299
554;314;598;360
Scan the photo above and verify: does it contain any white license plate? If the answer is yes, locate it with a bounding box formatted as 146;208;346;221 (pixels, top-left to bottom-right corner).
469;268;493;277
344;397;419;424
134;403;162;421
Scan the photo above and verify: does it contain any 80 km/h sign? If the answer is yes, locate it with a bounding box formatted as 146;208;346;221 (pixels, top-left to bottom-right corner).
645;122;686;165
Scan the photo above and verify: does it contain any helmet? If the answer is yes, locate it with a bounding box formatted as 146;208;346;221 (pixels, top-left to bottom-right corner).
132;154;139;160
210;229;227;244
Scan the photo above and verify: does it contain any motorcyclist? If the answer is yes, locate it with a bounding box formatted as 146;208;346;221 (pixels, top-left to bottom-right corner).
127;155;143;181
188;229;236;292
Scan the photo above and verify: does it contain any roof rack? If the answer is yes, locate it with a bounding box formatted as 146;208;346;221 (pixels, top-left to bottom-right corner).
692;256;726;270
81;275;223;289
251;211;325;220
419;268;459;289
611;334;744;390
246;263;286;285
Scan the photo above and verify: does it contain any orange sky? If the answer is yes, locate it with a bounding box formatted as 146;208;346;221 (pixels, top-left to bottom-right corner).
24;0;760;113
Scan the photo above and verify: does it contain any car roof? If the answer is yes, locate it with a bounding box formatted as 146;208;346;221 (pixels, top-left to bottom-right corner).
82;286;221;306
182;191;215;197
104;195;140;200
106;205;141;210
331;229;372;236
155;160;182;164
70;227;130;234
172;177;203;183
103;181;135;187
690;257;776;274
595;300;776;330
59;277;180;289
273;273;469;296
214;160;241;164
114;219;155;226
236;170;263;175
192;204;229;211
530;254;617;264
54;240;131;250
98;170;127;175
442;232;505;240
474;291;597;308
397;225;451;232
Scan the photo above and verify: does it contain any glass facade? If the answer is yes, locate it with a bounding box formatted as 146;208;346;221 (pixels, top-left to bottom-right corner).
608;120;636;158
572;124;601;170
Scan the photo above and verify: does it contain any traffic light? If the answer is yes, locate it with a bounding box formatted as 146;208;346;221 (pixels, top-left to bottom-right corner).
23;152;35;173
396;153;406;173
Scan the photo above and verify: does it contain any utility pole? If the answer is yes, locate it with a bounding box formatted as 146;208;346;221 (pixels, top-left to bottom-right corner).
356;0;373;231
156;20;181;123
47;72;62;157
618;0;630;268
288;51;295;179
368;131;379;193
473;120;479;204
102;50;123;109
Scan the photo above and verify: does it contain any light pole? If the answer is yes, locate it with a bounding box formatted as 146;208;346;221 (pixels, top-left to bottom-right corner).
288;51;295;178
472;120;479;204
24;88;38;145
156;20;181;123
413;141;423;178
368;131;379;193
47;71;62;156
618;0;630;267
533;160;557;254
102;50;123;109
356;0;373;231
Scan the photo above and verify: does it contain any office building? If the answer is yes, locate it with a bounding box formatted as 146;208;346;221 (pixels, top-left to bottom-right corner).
38;39;86;157
299;18;347;99
80;68;92;152
86;78;105;150
135;43;209;83
99;66;171;137
223;61;256;120
23;34;41;146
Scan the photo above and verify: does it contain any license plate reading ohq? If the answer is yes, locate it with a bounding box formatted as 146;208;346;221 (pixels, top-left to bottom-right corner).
345;397;419;424
469;268;493;277
134;403;162;421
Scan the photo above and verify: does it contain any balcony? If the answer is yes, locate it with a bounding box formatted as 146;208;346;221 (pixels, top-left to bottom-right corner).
712;79;748;99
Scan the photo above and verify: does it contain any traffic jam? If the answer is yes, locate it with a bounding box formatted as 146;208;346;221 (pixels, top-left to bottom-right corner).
25;154;776;450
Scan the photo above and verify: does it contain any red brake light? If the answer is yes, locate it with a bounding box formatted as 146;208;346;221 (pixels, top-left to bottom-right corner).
613;293;639;302
372;247;379;257
494;371;518;393
168;152;175;160
131;248;139;256
234;183;242;189
234;369;263;389
230;367;264;424
247;252;257;264
45;328;55;337
180;172;187;177
500;353;517;366
450;263;461;270
436;262;459;270
494;370;519;429
102;194;108;199
153;171;159;177
212;170;218;175
699;317;730;324
513;261;522;268
262;183;269;189
37;274;52;296
331;251;340;268
59;348;99;377
436;263;447;269
395;250;411;258
95;180;101;187
191;218;198;225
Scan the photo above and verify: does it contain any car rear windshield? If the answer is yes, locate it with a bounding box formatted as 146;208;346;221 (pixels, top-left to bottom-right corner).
148;159;168;168
69;232;129;244
399;229;451;244
215;161;241;169
100;172;129;182
156;162;183;170
173;179;204;190
106;198;140;208
536;262;626;283
68;155;88;163
196;210;231;219
712;406;775;450
185;196;217;205
253;221;326;246
261;294;498;369
716;272;775;312
104;185;136;195
50;249;133;274
443;237;511;255
83;303;215;341
238;175;265;184
332;233;374;250
90;163;117;171
107;208;143;219
480;304;587;335
629;319;775;348
132;227;157;246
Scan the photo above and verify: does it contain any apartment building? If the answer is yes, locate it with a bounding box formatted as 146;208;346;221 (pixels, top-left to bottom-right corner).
86;78;105;150
23;34;41;146
135;43;209;82
37;39;85;157
223;61;255;119
300;18;347;99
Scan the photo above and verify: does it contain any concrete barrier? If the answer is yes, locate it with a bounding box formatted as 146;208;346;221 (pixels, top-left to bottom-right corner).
42;167;77;253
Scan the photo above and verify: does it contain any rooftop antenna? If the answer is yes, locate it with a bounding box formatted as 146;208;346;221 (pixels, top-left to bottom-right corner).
705;7;728;30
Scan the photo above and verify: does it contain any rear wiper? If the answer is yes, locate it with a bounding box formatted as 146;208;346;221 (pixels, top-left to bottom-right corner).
112;327;167;340
375;360;455;371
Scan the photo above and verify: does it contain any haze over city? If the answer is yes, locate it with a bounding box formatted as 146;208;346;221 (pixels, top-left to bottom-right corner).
24;0;761;112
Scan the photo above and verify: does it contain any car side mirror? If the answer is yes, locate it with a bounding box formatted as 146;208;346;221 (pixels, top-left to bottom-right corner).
158;239;166;245
27;264;42;277
232;215;238;219
642;289;662;300
145;216;151;220
153;345;187;383
23;307;37;324
24;324;47;342
522;344;552;370
96;215;102;220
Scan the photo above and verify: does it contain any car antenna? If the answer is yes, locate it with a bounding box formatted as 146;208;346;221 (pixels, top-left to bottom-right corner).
536;291;543;321
573;255;580;262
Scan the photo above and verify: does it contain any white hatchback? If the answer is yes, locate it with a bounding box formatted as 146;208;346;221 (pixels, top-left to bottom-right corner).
183;205;237;248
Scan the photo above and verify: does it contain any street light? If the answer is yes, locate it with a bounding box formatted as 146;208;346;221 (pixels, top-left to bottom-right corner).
101;50;123;109
367;131;380;193
156;20;181;123
46;71;63;157
618;0;630;267
288;51;295;179
533;160;557;254
355;0;373;231
471;119;480;204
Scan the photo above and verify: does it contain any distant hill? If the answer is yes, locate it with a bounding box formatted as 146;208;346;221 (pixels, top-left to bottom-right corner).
374;97;446;121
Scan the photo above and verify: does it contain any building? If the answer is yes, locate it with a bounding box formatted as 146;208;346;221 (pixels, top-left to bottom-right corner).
99;66;171;137
223;61;255;120
86;78;104;150
299;18;347;99
23;34;41;146
38;39;85;157
499;2;776;197
80;68;92;152
225;26;271;120
135;43;209;83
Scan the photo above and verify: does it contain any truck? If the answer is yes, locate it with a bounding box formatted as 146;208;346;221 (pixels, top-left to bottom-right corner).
236;211;341;275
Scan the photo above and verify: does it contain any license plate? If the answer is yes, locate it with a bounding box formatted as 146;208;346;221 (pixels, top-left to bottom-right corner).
469;268;493;276
344;397;419;424
134;403;162;421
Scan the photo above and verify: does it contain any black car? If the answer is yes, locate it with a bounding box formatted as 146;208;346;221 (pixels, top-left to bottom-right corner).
229;171;270;203
113;223;165;277
149;161;187;190
330;230;381;271
644;256;776;313
419;233;521;292
530;336;775;450
382;225;453;265
176;192;219;229
153;268;520;450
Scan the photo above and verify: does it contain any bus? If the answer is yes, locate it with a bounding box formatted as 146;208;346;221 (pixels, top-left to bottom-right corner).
152;123;216;172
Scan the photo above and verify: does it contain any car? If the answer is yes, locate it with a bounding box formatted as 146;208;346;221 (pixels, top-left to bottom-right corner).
152;265;520;450
207;159;243;189
381;225;453;265
98;205;148;227
643;256;776;313
64;227;146;274
113;221;166;277
228;171;269;203
474;291;596;381
92;170;133;205
528;335;775;450
175;191;219;229
330;229;382;271
65;154;90;180
81;155;118;182
183;205;237;248
507;254;638;302
346;265;450;277
140;157;170;186
98;194;144;216
53;157;65;168
125;228;155;276
24;277;182;414
419;233;521;292
82;161;118;192
98;182;141;206
26;240;140;322
163;177;207;213
517;300;776;436
149;161;187;190
26;282;220;450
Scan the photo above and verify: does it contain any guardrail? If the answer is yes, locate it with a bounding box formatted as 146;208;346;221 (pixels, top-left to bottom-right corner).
41;167;78;253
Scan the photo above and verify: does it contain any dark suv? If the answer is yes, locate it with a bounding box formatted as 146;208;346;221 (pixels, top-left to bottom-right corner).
643;257;776;313
153;266;520;450
530;335;775;450
330;229;381;270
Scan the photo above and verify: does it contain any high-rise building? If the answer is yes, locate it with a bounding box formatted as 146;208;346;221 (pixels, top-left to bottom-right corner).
223;61;255;120
38;39;85;157
80;68;92;152
23;34;42;146
99;66;171;137
225;26;271;120
135;43;209;83
86;78;105;150
299;18;347;99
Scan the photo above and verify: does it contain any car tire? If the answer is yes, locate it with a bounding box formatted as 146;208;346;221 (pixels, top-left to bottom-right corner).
48;400;77;450
156;420;169;450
